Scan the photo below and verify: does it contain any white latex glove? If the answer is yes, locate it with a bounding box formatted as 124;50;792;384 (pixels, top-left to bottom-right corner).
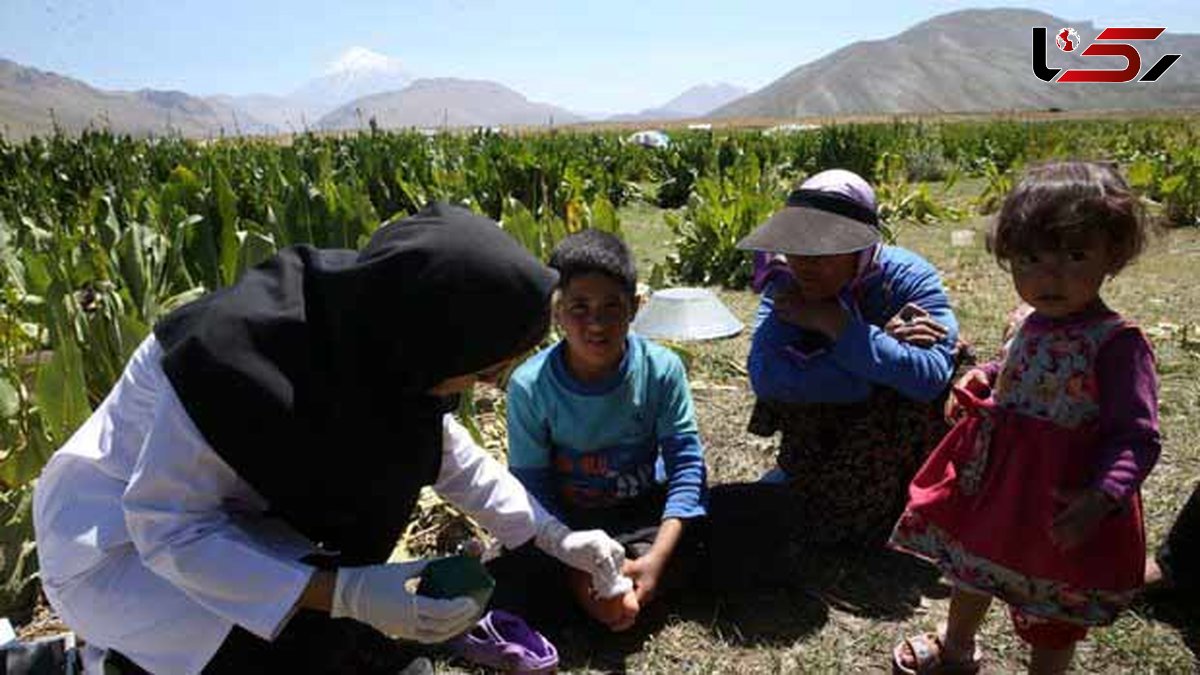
534;518;632;598
330;559;481;644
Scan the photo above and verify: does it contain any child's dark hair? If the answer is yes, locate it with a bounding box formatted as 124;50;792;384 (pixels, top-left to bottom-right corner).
989;161;1147;273
548;229;637;300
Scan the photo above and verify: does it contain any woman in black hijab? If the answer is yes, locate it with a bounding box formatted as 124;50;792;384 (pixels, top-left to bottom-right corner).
33;203;626;674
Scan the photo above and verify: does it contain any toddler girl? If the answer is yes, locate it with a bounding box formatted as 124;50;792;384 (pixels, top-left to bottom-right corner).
890;161;1160;674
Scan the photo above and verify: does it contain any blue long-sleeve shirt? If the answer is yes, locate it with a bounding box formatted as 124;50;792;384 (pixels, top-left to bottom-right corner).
505;334;707;522
748;245;959;404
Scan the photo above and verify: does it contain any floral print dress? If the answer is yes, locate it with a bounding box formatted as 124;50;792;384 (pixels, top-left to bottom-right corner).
889;309;1147;626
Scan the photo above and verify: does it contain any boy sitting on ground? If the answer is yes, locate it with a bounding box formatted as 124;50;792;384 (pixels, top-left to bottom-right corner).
488;228;708;632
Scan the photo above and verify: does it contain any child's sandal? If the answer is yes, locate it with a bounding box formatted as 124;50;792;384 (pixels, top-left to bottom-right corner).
892;632;982;674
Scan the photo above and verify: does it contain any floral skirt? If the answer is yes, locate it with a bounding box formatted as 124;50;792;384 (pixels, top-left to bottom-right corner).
746;386;949;546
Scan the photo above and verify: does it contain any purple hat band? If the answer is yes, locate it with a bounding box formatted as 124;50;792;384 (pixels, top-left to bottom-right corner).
784;189;879;228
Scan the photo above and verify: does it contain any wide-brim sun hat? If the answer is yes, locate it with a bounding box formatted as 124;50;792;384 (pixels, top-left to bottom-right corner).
737;169;882;256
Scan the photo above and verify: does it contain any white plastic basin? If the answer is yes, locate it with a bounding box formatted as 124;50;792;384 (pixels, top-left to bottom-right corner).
631;287;744;341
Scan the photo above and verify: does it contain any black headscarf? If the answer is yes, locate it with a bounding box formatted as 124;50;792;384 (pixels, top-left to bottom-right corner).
154;203;558;564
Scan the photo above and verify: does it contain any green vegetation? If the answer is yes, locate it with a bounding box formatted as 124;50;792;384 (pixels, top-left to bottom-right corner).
1;117;1199;638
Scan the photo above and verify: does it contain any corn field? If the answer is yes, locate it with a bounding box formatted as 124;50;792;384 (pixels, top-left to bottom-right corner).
1;116;1199;619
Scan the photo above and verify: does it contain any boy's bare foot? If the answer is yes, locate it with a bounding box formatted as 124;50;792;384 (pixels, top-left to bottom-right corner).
567;568;640;631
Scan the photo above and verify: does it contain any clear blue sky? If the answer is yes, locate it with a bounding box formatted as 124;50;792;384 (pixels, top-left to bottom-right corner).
1;0;1196;114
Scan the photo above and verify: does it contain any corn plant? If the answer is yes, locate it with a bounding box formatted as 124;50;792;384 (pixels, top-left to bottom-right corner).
1129;147;1200;228
666;152;780;288
974;157;1020;215
874;152;963;225
0;486;38;622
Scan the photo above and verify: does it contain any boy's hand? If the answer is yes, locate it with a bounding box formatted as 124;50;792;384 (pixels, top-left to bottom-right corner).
622;552;667;607
945;368;991;423
1050;488;1115;550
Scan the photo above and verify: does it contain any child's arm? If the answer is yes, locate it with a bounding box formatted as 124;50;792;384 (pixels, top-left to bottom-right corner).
1092;328;1161;502
621;354;708;605
625;436;704;604
975;361;1001;384
659;434;707;521
1051;329;1161;550
504;377;565;522
654;351;707;523
622;517;683;607
944;362;999;422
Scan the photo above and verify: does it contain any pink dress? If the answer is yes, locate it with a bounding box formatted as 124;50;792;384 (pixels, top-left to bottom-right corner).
890;309;1148;625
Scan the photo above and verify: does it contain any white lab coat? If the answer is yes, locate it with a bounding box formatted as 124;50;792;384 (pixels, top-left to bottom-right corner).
34;336;545;674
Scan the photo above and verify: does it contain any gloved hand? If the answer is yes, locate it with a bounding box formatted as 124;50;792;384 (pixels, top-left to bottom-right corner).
330;559;481;644
534;517;631;598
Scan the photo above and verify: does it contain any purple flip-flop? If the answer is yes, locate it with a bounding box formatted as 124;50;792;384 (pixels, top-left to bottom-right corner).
449;610;558;673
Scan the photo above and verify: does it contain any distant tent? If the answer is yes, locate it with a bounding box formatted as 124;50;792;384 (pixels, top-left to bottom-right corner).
628;130;670;149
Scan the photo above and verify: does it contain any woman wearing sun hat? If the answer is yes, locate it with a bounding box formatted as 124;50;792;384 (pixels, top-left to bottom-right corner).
708;169;962;584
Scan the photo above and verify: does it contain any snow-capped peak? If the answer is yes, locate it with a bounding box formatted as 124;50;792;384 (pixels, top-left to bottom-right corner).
324;47;408;77
290;47;415;117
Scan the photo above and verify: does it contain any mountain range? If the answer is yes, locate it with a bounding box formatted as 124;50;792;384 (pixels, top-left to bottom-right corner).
0;58;273;138
608;83;749;122
317;78;583;130
2;8;1198;139
214;47;416;132
713;9;1200;118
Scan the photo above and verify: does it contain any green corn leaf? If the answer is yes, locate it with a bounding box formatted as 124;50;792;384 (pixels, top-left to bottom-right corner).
94;194;122;252
455;391;485;447
1161;174;1185;196
284;185;314;247
34;336;90;445
0;377;19;419
161;287;207;315
165;214;203;295
1127;158;1157;189
22;253;51;297
590;194;621;235
116;223;149;318
0;486;40;621
116;312;149;363
214;166;240;287
237;230;277;275
0;216;24;296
